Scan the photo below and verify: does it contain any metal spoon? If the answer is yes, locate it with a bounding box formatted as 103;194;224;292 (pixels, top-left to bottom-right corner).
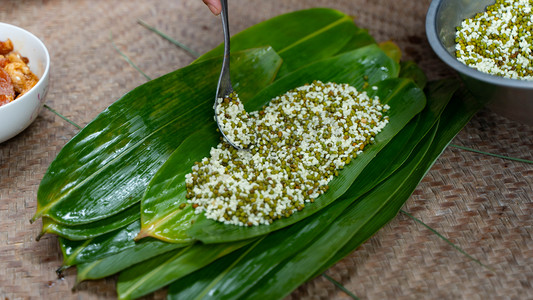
213;0;242;150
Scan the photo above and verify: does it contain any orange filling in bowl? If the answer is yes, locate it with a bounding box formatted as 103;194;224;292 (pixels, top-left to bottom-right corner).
0;39;39;107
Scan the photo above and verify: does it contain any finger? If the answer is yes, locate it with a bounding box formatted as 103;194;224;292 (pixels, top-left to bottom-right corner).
203;0;221;15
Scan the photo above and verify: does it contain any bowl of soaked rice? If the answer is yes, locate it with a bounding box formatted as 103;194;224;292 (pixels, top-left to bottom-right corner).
426;0;533;125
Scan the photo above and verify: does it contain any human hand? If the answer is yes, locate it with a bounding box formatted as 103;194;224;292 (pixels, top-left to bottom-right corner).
203;0;222;15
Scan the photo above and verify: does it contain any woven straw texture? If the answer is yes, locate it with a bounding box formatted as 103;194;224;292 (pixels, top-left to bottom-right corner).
1;0;532;299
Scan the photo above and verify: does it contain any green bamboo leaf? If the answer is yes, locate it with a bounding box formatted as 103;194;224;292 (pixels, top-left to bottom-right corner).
274;19;368;77
378;41;402;63
196;8;374;76
76;237;186;282
313;126;439;279
238;81;482;299
190;81;477;299
167;246;252;300
299;82;465;279
139;45;415;243
138;45;429;244
74;65;432;300
148;80;430;299
58;218;192;270
32;47;282;226
245;119;438;300
333;27;375;55
39;204;140;241
37;9;402;292
59;220;143;267
59;220;189;268
167;190;354;300
34;7;372;234
116;239;257;300
312;81;485;277
187;77;426;243
245;44;400;113
166;77;450;300
137;125;218;242
399;60;428;90
76;81;458;300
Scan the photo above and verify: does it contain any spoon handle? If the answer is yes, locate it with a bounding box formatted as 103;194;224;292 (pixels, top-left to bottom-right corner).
216;0;233;100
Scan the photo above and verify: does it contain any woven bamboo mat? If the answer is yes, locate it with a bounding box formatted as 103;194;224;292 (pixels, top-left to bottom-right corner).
1;0;532;299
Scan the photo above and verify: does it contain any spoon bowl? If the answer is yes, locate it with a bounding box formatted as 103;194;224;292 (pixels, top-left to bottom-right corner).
214;0;244;150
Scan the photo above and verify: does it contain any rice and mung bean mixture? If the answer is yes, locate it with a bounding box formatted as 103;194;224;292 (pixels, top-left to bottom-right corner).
186;81;390;227
215;92;254;149
455;0;533;80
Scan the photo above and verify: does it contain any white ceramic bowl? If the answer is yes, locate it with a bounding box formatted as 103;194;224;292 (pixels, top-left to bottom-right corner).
0;22;50;143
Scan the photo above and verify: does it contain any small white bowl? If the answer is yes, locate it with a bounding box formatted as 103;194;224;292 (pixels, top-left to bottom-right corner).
0;22;50;143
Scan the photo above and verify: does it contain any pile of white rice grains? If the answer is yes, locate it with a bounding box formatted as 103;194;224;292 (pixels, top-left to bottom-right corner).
186;80;390;227
455;0;533;80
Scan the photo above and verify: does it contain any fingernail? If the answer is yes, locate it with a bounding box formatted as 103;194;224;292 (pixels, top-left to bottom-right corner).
207;4;221;15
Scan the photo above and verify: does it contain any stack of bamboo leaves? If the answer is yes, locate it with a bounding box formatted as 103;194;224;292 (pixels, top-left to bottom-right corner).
31;8;483;300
